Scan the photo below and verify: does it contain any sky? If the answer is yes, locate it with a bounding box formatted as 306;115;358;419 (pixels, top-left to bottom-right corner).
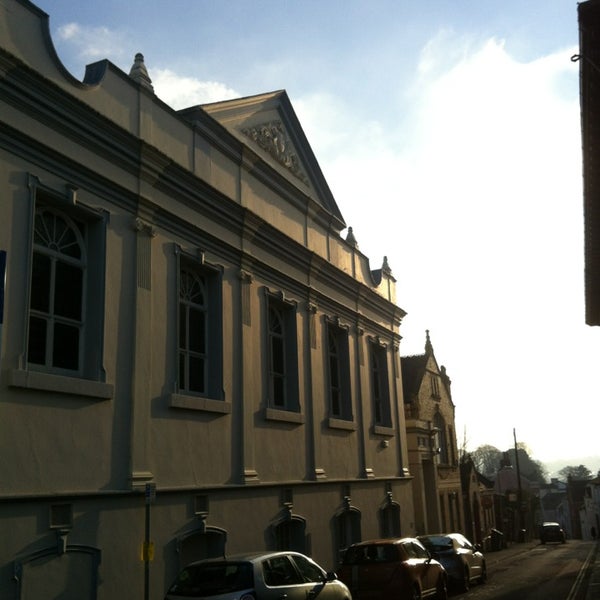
31;0;599;476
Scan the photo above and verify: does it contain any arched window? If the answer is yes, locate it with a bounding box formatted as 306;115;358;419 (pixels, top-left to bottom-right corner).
433;412;449;464
327;323;352;420
24;187;108;388
179;269;208;394
28;207;86;372
380;502;401;538
178;527;227;568
370;342;391;426
269;305;286;407
266;293;299;411
275;516;307;553
337;507;361;553
175;248;223;402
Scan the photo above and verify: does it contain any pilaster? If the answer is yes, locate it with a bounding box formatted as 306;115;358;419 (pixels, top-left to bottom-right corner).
130;215;156;489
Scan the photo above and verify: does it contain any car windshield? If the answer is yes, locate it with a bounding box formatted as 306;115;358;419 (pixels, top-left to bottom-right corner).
167;562;254;597
343;544;398;564
419;536;453;552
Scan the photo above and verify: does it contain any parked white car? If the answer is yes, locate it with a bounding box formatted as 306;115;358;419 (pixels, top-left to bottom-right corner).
418;533;486;592
164;551;352;600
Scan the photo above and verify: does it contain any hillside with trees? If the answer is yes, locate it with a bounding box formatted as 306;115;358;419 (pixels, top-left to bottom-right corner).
469;444;546;483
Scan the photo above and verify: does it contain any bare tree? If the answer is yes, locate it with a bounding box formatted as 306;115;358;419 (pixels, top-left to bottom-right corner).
470;445;502;479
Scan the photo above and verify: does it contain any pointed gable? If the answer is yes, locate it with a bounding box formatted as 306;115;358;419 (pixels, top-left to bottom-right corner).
401;330;445;403
178;90;345;232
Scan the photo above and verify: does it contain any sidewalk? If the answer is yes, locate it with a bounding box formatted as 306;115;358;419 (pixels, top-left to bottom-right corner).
585;541;599;600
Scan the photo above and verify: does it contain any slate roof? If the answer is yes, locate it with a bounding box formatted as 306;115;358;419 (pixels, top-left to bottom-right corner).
400;353;428;403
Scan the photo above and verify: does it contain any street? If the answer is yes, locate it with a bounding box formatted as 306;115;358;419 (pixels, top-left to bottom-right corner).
449;540;596;600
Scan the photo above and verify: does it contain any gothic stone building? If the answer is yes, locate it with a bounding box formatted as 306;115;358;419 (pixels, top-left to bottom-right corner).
0;1;414;598
401;332;463;535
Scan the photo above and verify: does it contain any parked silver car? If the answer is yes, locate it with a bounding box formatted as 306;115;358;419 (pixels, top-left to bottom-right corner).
164;551;352;600
418;533;486;592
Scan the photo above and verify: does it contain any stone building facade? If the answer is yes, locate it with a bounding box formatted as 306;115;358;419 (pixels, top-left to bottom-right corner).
0;1;414;598
401;332;463;535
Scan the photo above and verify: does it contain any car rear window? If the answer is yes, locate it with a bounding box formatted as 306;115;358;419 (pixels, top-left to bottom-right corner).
343;544;398;564
420;536;453;552
167;562;253;597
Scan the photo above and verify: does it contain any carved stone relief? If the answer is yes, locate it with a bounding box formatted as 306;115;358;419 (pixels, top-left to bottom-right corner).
242;120;308;184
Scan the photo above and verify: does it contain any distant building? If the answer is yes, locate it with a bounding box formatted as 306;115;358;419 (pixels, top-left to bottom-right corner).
0;1;413;598
493;454;539;542
401;331;463;534
539;479;570;534
579;476;600;540
566;477;589;539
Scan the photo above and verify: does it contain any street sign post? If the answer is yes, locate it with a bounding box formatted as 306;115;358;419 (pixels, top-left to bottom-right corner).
0;250;6;362
143;482;156;600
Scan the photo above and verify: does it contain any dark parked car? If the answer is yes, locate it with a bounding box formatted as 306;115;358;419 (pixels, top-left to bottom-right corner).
164;551;352;600
540;522;566;544
338;537;447;600
418;533;486;592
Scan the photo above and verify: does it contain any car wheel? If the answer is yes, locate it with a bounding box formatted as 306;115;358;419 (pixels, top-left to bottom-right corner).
461;567;470;592
479;563;487;584
436;575;448;600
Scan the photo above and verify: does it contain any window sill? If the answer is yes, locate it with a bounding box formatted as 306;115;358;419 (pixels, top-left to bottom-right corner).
327;417;357;431
169;393;231;414
372;425;395;437
8;369;113;400
265;407;305;424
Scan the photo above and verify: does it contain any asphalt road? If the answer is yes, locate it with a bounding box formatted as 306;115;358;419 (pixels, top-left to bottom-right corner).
448;540;596;600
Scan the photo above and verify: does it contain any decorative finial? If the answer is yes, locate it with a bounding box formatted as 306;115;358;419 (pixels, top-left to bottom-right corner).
382;255;392;274
345;227;358;248
129;53;154;91
425;329;433;353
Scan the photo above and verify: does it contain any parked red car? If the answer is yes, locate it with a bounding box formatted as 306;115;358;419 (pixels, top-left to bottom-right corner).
338;538;447;600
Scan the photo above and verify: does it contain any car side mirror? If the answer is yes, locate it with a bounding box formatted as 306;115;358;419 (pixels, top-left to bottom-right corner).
325;571;338;582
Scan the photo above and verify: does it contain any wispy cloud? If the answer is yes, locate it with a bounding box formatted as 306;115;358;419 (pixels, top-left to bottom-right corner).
53;23;240;108
56;22;128;63
152;69;239;109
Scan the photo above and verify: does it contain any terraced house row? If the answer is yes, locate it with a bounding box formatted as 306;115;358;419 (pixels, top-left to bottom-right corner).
0;1;463;598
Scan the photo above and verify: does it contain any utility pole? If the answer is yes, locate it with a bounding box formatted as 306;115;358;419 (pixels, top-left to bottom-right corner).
513;428;523;540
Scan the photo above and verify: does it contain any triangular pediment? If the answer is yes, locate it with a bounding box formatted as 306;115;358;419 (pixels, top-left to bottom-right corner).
179;90;345;230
